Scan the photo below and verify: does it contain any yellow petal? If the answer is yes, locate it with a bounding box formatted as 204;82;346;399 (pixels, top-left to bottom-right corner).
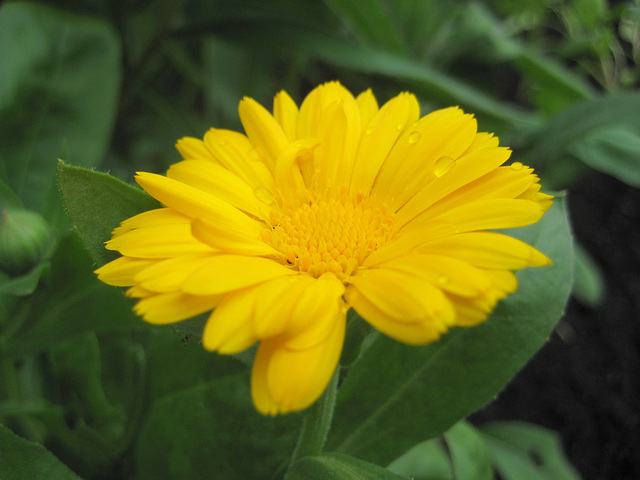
349;268;455;324
202;287;259;354
378;254;493;297
134;292;221;324
191;216;280;257
350;92;420;196
408;198;547;233
396;146;512;226
373;107;477;209
346;286;450;345
355;88;379;130
105;223;213;257
274;139;318;204
252;275;315;338
297;81;356;139
283;273;346;350
251;316;345;415
311;94;361;193
94;257;157;287
175;136;213;161
167;159;268;219
182;255;295;295
239;97;289;170
273;90;299;141
135;172;263;235
416;232;551;270
111;208;190;238
133;254;219;293
203;128;276;192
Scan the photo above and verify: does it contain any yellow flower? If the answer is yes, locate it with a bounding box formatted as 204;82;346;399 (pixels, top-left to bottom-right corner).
96;82;552;415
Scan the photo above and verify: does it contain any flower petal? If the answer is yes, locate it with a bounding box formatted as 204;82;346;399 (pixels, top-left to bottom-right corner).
239;97;289;170
135;292;221;324
111;208;190;238
273;90;299;141
349;268;455;325
416;232;551;270
350;92;420;196
346;285;451;345
182;255;295;295
251;315;345;415
135;172;263;235
191;216;280;257
133;254;219;292
167;159;268;219
94;257;157;287
373;107;477;209
203;128;276;192
105;224;213;257
202;287;259;354
355;88;379;131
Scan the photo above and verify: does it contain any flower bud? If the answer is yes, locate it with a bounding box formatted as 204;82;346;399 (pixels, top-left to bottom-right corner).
0;208;55;275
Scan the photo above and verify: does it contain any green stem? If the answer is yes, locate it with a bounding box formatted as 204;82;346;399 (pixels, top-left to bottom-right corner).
284;368;340;478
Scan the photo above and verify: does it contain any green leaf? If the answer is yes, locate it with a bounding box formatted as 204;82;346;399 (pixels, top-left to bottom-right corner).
444;421;493;480
323;0;405;53
479;422;581;480
518;93;640;182
135;373;300;480
288;453;411;480
572;126;640;188
387;438;452;480
572;242;605;307
327;198;573;465
3;233;143;359
57;162;159;265
0;2;121;214
0;262;50;296
0;423;82;480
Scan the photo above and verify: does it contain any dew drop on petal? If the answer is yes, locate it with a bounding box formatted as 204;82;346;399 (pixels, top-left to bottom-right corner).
396;123;405;131
365;126;375;136
434;156;456;178
408;131;421;144
438;274;450;286
510;161;523;171
254;187;275;205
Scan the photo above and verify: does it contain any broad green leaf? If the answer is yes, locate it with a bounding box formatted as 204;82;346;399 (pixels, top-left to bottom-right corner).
387;438;452;480
572;242;605;307
572;127;640;188
518;93;640;178
288;453;411;480
323;0;405;53
0;2;121;213
327;198;573;465
480;422;581;480
444;421;493;480
0;262;50;296
57;162;159;265
0;423;82;480
3;233;143;359
135;373;299;480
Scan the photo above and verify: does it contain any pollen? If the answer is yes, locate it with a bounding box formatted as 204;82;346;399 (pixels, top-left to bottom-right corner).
263;194;396;280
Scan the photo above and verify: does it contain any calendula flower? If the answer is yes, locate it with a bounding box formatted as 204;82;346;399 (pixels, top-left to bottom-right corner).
96;81;552;415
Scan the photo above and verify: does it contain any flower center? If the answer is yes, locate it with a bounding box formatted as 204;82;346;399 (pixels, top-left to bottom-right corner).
263;194;396;279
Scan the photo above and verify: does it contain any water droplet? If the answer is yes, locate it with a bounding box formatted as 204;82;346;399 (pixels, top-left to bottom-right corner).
438;274;450;286
510;161;523;171
396;123;405;131
433;156;455;178
365;126;375;136
408;131;421;144
254;187;275;205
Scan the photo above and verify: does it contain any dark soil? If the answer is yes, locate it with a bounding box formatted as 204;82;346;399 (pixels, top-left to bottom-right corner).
472;171;640;480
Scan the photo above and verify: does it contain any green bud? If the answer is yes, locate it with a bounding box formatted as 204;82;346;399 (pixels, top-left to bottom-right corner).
0;208;55;275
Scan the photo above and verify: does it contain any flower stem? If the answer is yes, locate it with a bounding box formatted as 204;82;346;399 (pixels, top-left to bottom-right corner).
285;367;339;477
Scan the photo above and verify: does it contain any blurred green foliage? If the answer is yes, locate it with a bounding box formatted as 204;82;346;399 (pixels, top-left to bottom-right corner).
1;0;638;478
